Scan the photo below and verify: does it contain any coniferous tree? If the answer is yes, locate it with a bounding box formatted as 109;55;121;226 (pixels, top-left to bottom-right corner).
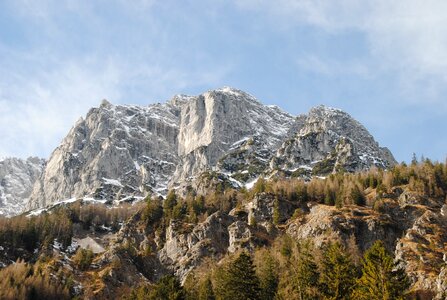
272;198;280;225
320;242;358;299
257;251;279;300
150;275;186;300
164;190;178;220
294;241;320;300
198;276;215;300
73;247;94;271
350;185;365;206
215;252;261;300
352;240;410;300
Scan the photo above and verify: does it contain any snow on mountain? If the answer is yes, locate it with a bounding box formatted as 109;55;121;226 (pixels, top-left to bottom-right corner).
19;88;396;212
271;105;396;176
0;157;45;216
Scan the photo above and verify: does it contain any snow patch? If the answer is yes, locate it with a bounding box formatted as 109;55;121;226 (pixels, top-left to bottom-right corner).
245;177;260;190
102;178;124;187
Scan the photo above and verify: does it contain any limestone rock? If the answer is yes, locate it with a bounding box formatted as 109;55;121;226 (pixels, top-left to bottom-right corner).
28;102;181;209
272;105;396;176
27;87;296;210
286;204;400;251
24;88;396;213
0;157;45;216
158;211;232;282
227;221;269;253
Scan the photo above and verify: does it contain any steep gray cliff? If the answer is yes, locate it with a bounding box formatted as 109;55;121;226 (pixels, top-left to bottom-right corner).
172;87;295;187
28;100;180;209
0;157;44;216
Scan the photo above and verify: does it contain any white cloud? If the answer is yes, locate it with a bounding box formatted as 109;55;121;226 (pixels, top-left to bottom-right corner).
0;52;230;158
0;0;231;158
0;58;121;158
295;55;370;77
235;0;447;98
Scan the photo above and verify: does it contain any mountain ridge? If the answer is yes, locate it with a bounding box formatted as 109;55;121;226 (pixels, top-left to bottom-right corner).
2;87;396;215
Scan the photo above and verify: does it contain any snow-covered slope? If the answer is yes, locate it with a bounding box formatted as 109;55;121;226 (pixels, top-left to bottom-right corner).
0;157;45;216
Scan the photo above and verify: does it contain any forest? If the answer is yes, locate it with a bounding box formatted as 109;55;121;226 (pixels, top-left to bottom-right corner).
0;158;446;299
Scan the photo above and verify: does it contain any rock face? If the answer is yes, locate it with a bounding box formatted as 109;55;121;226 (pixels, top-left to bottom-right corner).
172;88;295;185
0;157;45;216
159;211;232;282
272;106;396;176
28;100;181;209
26;87;396;211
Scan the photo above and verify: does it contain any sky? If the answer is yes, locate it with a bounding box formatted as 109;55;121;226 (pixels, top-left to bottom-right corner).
0;0;446;162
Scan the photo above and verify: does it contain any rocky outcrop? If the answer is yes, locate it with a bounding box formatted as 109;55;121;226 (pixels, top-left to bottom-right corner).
286;204;401;251
159;212;232;281
271;106;396;176
171;87;296;186
0;157;44;216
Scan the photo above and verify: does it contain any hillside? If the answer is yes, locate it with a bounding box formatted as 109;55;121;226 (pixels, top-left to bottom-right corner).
0;160;446;299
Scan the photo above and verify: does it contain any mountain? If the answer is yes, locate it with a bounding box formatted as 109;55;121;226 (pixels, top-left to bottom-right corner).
2;88;446;299
0;157;45;216
271;105;396;177
26;87;395;211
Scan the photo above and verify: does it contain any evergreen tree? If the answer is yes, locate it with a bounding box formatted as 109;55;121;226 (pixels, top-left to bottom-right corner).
142;197;163;225
350;185;365;206
164;190;178;220
165;190;178;210
272;198;280;225
257;252;279;300
198;276;215;300
324;188;335;206
320;242;357;300
215;252;261;300
253;177;267;194
73;247;94;271
352;240;410;300
293;241;320;300
150;275;186;300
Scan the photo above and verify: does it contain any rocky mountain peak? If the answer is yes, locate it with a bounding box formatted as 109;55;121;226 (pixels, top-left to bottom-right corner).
272;105;396;175
100;99;113;109
22;88;396;212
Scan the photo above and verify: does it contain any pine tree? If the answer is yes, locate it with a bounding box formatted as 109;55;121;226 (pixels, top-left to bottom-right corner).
73;247;94;271
257;251;279;300
324;188;335;206
215;252;261;300
352;240;410;300
272;198;280;225
320;242;358;300
150;275;186;300
198;276;215;300
293;241;320;300
350;185;365;206
164;190;178;220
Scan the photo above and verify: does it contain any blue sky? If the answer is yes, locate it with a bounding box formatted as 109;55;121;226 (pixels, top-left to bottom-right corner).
0;0;446;162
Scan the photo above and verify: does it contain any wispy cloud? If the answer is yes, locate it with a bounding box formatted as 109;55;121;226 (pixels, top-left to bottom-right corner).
0;1;231;158
295;55;370;77
235;0;447;103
